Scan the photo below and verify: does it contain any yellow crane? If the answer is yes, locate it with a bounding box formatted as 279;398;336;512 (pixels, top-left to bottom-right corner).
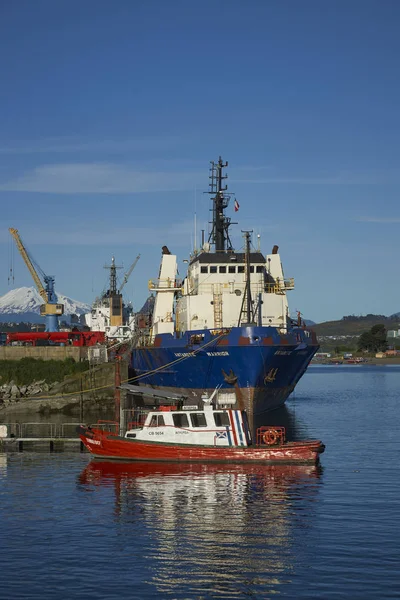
9;228;64;331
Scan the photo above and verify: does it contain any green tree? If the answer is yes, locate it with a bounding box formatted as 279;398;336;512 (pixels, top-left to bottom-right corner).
358;324;388;352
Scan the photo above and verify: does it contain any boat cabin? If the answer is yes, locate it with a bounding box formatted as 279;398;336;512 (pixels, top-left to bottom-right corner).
125;404;252;448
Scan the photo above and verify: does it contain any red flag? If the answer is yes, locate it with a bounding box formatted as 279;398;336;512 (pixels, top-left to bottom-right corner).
234;199;240;212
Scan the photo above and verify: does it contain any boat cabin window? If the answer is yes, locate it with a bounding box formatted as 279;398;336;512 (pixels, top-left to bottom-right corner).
249;266;254;273
219;266;226;273
190;413;207;427
256;266;264;273
228;266;236;273
238;266;245;273
201;266;208;273
214;412;231;426
210;266;217;274
173;413;189;428
149;415;165;427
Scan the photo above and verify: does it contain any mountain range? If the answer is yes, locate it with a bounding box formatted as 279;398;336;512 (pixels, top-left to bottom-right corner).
0;287;91;323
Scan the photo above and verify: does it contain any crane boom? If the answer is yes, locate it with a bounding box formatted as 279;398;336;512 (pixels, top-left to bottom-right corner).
9;228;48;302
9;227;64;331
120;254;140;292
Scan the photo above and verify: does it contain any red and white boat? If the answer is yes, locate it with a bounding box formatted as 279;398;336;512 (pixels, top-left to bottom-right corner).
79;399;325;465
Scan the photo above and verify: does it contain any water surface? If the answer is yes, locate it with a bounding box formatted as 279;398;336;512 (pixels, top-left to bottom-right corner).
1;365;399;599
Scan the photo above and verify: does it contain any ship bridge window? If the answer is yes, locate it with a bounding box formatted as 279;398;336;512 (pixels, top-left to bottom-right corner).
190;413;207;427
214;412;231;426
149;415;165;427
210;266;217;274
201;266;208;273
228;266;236;273
219;266;227;273
250;266;254;273
256;266;264;273
173;413;189;428
238;266;245;273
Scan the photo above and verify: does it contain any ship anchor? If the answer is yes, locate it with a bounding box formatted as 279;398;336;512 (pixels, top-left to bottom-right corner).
222;368;238;385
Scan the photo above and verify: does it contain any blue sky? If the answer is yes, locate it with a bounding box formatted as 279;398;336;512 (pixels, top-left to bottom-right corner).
1;0;399;323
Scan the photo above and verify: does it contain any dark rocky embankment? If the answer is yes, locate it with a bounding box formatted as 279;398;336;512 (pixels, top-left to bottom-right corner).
0;359;128;416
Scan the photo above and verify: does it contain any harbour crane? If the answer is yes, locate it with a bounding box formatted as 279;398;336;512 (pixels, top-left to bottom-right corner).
119;254;140;293
9;228;64;332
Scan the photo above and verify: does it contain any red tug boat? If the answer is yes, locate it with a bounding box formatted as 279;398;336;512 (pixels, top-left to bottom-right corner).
79;386;325;465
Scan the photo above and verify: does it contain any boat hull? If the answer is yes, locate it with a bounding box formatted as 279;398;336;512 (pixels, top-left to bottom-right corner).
79;427;324;465
130;325;319;420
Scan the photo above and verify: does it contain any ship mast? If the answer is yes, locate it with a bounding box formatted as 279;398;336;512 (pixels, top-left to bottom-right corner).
104;256;122;295
238;230;257;326
207;157;236;252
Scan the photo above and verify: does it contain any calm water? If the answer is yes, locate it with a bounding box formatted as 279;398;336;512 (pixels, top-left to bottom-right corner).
1;365;400;599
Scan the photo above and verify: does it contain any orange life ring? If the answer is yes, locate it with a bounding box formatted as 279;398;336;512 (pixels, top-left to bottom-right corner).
263;429;279;446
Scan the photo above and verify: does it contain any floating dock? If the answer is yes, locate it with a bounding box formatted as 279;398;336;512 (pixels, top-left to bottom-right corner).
0;422;86;452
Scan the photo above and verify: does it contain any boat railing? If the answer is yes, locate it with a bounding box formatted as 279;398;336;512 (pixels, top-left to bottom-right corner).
265;278;295;294
92;420;119;433
148;278;182;291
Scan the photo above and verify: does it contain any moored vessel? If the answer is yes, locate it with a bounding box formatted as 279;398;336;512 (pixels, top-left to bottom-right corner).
79;391;324;465
130;158;319;423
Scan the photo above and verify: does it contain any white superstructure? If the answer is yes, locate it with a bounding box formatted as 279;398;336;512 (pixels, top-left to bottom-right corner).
148;244;294;337
85;255;138;343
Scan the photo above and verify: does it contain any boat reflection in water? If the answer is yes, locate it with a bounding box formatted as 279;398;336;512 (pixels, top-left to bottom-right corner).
79;459;323;596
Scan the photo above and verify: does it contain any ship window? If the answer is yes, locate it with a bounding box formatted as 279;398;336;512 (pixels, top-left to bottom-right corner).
149;415;165;427
201;266;208;273
256;266;263;273
173;413;189;428
190;413;207;427
219;266;227;273
214;412;230;426
228;266;236;273
250;266;254;273
238;266;245;273
210;266;217;273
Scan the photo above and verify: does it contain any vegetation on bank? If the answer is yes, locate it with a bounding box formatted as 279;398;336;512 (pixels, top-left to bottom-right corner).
357;324;388;353
313;314;399;338
0;358;89;385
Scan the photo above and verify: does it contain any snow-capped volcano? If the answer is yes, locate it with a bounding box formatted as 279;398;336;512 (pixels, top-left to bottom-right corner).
0;287;90;322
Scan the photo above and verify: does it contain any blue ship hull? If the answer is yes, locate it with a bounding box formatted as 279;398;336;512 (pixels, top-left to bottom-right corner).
130;325;318;421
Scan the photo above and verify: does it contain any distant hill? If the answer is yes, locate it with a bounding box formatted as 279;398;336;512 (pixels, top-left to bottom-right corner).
312;314;400;338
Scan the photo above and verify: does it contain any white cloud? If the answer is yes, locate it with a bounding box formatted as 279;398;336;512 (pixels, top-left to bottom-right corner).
0;162;203;194
0;136;181;155
232;173;382;185
357;217;400;223
0;220;196;247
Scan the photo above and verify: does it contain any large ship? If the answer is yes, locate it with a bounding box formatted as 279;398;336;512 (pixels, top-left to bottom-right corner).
130;157;318;423
84;256;139;343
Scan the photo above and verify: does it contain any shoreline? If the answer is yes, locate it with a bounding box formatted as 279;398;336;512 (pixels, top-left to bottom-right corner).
312;358;400;366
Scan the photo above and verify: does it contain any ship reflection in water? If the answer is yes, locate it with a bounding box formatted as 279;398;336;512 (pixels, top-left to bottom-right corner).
79;458;323;596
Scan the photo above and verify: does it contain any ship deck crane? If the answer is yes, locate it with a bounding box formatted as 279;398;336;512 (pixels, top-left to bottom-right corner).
120;254;140;293
9;228;64;332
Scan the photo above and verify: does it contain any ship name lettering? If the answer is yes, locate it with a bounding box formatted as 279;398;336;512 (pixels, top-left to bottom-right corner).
174;352;196;357
206;351;229;357
274;350;292;356
86;438;101;446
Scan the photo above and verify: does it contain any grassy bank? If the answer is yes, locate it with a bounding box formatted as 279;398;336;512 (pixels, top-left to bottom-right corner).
0;357;89;386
